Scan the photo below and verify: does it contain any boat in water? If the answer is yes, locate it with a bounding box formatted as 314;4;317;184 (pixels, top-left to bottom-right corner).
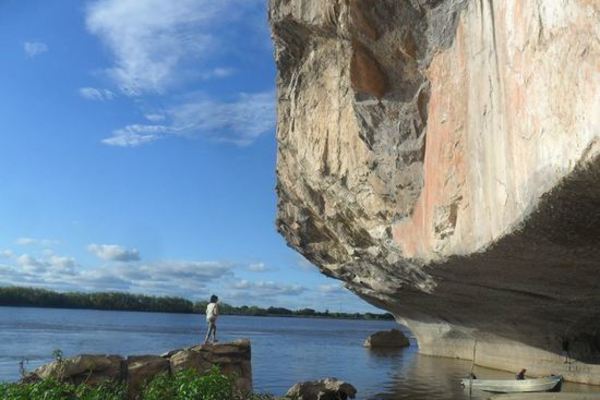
461;375;563;393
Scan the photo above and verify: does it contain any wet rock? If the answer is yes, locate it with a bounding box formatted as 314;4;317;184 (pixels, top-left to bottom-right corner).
285;378;357;400
364;329;409;348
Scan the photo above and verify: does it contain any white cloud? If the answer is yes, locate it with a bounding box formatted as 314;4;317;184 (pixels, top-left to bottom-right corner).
85;0;246;95
0;250;13;258
144;113;165;122
87;244;141;262
79;87;115;101
85;0;273;147
200;67;235;80
48;255;77;271
0;255;233;296
232;280;305;296
101;91;275;147
318;283;346;294
248;262;268;272
76;269;132;291
0;252;380;312
100;124;169;147
16;254;45;269
77;260;233;294
170;91;275;145
14;253;78;275
16;238;35;246
15;237;59;247
24;41;48;58
138;260;232;282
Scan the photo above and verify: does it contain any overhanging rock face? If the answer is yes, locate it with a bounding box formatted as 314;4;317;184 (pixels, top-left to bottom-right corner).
270;0;600;383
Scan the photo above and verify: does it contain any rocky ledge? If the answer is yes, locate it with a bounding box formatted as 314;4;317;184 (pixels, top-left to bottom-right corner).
270;0;600;384
29;340;252;399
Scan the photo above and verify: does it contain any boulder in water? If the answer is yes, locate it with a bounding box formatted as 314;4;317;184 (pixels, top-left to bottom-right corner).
364;329;409;348
285;378;357;400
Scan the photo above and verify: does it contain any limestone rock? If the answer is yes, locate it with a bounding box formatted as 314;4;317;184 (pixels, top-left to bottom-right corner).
170;340;252;393
29;340;252;396
126;355;170;400
34;354;124;385
285;378;357;400
270;0;600;384
169;349;213;374
364;329;409;348
160;348;182;358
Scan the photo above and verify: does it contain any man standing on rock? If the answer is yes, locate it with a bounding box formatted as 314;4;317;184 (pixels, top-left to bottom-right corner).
204;294;219;344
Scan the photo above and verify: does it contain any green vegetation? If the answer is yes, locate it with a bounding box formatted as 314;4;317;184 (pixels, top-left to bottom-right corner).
0;286;193;313
142;367;273;400
0;368;274;400
0;379;126;400
0;286;394;320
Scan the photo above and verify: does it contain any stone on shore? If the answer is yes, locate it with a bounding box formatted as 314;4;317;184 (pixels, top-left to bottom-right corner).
285;378;357;400
34;354;124;385
171;339;252;393
363;329;409;348
29;339;252;399
126;355;170;400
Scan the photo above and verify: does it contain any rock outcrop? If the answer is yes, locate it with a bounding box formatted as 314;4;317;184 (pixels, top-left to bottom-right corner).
285;378;357;400
35;354;124;386
29;340;252;399
126;355;170;399
270;0;600;384
363;329;410;348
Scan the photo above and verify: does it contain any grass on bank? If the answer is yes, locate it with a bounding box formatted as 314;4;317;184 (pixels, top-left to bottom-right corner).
0;367;276;400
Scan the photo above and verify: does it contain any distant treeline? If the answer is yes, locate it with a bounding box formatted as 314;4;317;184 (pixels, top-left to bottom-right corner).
0;286;394;320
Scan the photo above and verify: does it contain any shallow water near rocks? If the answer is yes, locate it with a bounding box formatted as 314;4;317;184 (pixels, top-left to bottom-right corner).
0;306;595;399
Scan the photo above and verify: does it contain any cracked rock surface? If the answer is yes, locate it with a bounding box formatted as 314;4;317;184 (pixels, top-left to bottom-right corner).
270;0;600;384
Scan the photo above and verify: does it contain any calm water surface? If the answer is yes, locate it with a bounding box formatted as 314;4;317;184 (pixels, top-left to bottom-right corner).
0;307;595;399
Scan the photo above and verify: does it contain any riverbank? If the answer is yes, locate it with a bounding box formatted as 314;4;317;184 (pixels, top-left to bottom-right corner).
0;286;393;320
16;340;252;399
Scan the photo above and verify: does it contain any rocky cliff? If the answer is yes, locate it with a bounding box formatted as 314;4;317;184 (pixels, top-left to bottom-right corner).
270;0;600;384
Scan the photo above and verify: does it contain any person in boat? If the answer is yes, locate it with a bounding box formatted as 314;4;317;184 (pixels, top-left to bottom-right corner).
204;294;219;344
516;369;527;380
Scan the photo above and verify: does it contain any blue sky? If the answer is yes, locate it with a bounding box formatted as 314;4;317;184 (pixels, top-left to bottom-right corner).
0;0;380;313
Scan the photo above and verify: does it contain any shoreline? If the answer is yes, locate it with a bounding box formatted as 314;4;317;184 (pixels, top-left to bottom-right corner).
0;286;393;320
0;304;394;321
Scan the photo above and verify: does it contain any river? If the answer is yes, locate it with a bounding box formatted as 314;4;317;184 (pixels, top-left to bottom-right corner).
0;306;594;399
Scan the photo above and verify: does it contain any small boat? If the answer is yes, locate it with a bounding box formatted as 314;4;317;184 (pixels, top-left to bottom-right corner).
461;375;563;393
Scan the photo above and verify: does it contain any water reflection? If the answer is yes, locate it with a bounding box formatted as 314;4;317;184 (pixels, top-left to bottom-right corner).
365;346;597;400
362;345;483;400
